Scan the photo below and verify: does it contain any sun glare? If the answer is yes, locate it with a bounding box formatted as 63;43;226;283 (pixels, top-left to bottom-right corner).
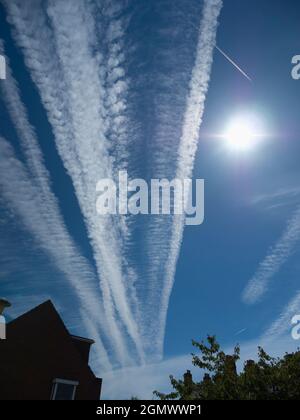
224;115;265;152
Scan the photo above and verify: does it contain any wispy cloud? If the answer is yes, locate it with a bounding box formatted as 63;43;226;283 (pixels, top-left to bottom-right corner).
99;0;131;172
242;204;300;304
46;0;143;362
3;0;144;365
0;136;111;369
94;0;142;331
146;0;223;357
251;186;300;210
0;41;114;368
3;0;223;371
101;353;192;400
264;292;300;338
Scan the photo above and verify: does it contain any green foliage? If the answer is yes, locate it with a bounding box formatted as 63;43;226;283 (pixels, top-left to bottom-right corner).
153;335;300;400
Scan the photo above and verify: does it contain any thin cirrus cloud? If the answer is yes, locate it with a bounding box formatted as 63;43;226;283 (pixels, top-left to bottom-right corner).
264;291;300;338
142;0;223;357
3;0;144;366
243;184;300;336
251;186;300;206
250;185;300;211
0;136;111;370
0;42;112;369
45;0;144;363
242;204;300;304
2;0;223;369
99;0;131;172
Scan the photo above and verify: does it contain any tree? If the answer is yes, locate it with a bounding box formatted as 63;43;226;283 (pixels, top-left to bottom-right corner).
153;335;300;400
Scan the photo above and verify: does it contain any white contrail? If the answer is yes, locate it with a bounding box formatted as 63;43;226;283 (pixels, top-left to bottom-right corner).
100;0;143;326
4;0;223;365
235;328;247;336
264;290;300;338
242;205;300;304
99;0;131;173
93;0;141;320
0;41;111;368
143;0;223;357
173;2;252;82
46;0;144;363
3;0;144;365
158;0;223;353
214;45;252;82
0;137;111;370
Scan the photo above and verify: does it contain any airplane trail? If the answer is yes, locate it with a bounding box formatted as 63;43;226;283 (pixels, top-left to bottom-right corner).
155;0;223;356
214;45;252;82
0;40;112;369
173;2;252;82
2;0;225;369
243;205;300;304
3;0;143;367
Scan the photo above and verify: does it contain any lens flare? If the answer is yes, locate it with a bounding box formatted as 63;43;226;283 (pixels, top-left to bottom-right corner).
224;115;265;152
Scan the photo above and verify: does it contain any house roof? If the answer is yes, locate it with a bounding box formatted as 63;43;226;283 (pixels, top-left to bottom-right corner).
7;299;96;363
0;299;102;400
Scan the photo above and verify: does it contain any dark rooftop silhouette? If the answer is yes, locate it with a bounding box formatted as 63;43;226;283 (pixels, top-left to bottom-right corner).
0;300;102;400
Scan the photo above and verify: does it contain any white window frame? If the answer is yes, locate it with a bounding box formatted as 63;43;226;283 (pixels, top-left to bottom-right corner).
51;378;79;400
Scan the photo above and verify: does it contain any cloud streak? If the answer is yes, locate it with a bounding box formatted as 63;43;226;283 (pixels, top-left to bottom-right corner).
141;0;223;357
0;40;113;368
0;136;111;370
242;205;300;304
4;0;144;366
46;0;143;362
3;0;223;371
264;291;300;338
158;0;223;353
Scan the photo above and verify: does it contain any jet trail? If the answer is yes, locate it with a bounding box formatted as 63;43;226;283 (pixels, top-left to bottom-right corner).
151;0;223;356
3;0;144;366
0;41;111;369
215;45;252;82
3;0;224;367
264;291;300;338
0;137;112;370
243;205;300;304
46;0;144;364
174;2;252;82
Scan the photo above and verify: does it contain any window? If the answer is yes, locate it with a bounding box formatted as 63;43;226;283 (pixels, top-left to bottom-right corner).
51;378;79;400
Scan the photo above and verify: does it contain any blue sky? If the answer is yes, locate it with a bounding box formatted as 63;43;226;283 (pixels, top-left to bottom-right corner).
1;0;300;398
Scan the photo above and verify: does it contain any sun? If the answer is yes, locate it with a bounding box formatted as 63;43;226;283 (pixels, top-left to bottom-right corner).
224;115;264;152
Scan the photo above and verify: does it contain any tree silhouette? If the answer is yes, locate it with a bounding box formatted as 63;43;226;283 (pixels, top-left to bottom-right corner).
154;335;300;400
